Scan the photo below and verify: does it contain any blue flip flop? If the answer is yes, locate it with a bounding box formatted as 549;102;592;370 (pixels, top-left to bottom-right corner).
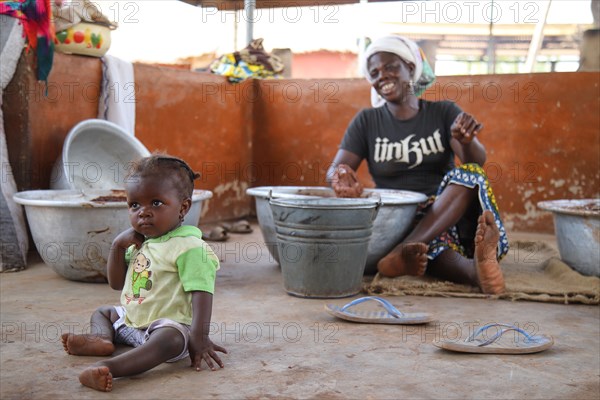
324;296;433;325
433;323;554;354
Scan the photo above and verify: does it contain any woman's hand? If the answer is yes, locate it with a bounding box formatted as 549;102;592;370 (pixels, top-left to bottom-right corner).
332;164;364;198
451;112;483;145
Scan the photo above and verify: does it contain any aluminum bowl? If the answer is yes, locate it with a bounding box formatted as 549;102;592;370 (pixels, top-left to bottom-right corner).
50;119;149;190
537;199;600;277
13;189;212;282
246;186;427;273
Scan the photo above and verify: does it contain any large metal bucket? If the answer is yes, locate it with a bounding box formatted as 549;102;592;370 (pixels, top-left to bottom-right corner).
247;186;327;263
270;197;379;298
247;186;427;272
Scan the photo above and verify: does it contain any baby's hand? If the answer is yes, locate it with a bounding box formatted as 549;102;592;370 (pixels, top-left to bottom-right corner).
112;228;144;250
451;112;483;145
189;337;227;372
332;164;364;198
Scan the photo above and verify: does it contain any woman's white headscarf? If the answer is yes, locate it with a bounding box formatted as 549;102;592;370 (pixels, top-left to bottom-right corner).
361;35;435;107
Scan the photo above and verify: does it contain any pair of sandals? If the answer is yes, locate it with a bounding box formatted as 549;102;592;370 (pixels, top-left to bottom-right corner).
202;220;253;242
325;296;554;354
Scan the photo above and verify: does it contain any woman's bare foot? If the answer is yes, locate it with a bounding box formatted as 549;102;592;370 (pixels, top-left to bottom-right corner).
62;333;115;356
475;210;505;294
79;366;113;392
377;242;428;277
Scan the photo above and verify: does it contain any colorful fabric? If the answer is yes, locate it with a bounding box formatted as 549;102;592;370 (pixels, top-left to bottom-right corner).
210;38;283;83
121;225;220;328
420;163;510;261
0;0;54;84
361;34;436;107
211;56;277;83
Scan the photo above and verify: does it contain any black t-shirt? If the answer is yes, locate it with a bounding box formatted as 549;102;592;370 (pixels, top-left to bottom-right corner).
340;99;462;196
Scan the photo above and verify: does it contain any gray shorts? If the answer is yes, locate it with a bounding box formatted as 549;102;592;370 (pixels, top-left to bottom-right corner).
112;306;191;363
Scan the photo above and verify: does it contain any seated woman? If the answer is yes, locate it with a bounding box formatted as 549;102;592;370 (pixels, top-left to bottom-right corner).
327;35;509;295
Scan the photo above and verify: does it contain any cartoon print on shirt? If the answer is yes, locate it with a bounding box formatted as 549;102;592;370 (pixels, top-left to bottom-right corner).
373;129;445;168
125;252;153;304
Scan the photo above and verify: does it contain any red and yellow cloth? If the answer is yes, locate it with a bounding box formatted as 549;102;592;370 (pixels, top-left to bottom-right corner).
0;0;55;83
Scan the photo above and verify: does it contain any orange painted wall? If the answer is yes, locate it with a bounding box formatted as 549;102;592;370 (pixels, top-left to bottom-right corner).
426;74;600;232
4;53;599;232
253;74;600;233
4;52;101;191
4;53;254;222
252;79;369;188
133;64;254;220
291;51;359;79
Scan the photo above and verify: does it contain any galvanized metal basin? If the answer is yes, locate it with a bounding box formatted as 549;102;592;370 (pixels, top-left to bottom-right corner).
13;189;212;282
270;197;380;298
247;186;427;273
50;119;150;190
538;199;600;277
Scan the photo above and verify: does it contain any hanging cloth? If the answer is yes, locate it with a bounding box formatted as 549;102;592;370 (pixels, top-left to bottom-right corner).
0;0;55;84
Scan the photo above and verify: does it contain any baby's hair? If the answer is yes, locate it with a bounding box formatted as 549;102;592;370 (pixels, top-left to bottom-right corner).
127;154;200;199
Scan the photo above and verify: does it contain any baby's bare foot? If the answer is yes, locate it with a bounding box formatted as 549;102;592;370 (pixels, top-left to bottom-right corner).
61;333;114;356
79;366;113;392
475;210;505;294
377;242;428;277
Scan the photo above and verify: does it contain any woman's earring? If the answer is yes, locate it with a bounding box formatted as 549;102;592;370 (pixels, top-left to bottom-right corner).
409;79;415;92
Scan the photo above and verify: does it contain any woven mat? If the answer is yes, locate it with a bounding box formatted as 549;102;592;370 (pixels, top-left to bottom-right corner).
363;241;600;305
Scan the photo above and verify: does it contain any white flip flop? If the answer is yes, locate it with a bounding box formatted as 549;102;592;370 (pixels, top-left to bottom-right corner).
324;296;433;325
433;323;554;354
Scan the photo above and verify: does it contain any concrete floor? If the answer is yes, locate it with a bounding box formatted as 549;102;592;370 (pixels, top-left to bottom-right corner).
1;223;599;399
